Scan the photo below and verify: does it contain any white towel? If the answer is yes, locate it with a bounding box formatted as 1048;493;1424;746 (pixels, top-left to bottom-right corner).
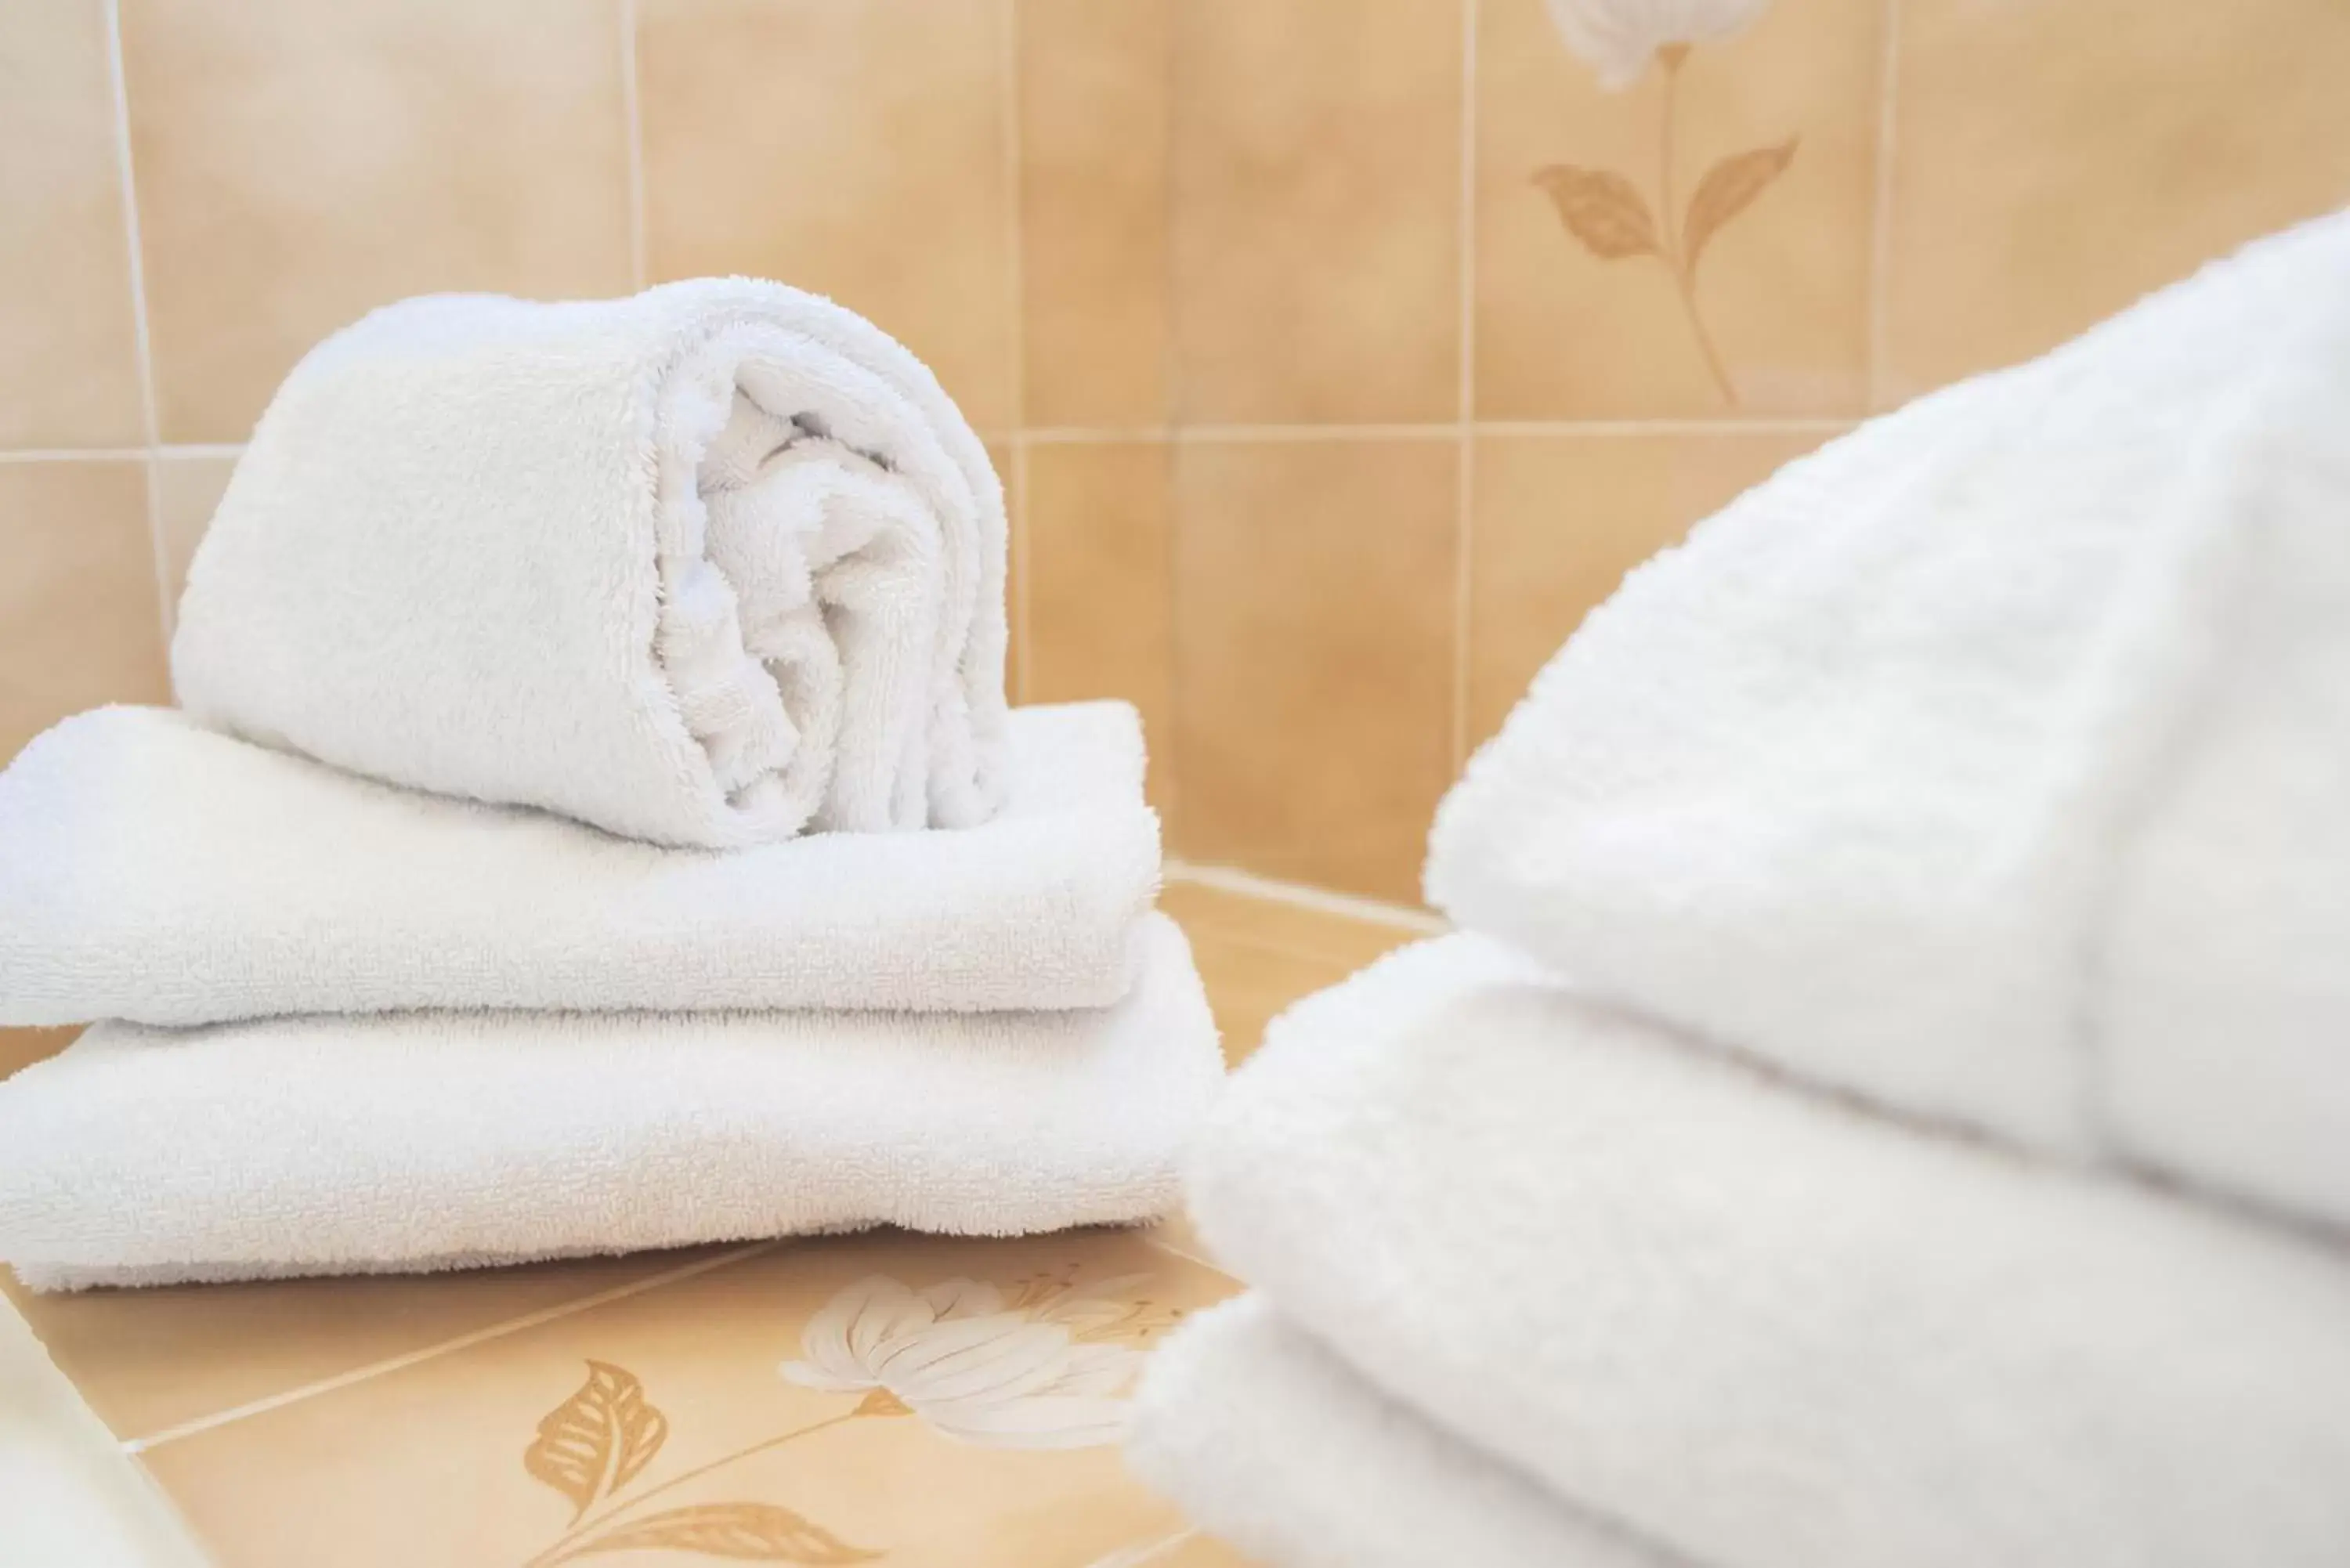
1128;1295;1665;1568
1426;210;2350;1228
0;701;1155;1025
0;916;1217;1292
1186;935;2350;1568
172;280;1008;848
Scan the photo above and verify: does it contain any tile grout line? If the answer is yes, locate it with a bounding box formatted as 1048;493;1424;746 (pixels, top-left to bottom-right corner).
996;0;1034;705
99;0;170;644
1449;0;1480;773
1000;0;1034;705
1866;0;1902;412
618;0;649;291
1164;858;1449;936
1136;1230;1233;1282
119;1241;781;1455
1157;0;1186;847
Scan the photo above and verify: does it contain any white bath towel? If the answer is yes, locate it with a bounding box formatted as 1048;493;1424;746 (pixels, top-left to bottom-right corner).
0;701;1155;1026
1128;1295;1667;1568
173;279;1007;849
1189;935;2350;1568
1426;210;2350;1228
0;916;1217;1292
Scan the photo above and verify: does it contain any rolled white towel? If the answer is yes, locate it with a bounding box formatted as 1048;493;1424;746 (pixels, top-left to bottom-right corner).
1191;935;2350;1568
172;280;1008;848
1128;1294;1668;1568
0;916;1218;1291
1426;208;2350;1228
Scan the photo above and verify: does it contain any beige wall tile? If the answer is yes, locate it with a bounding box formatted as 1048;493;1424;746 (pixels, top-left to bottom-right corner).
1467;428;1830;743
139;1230;1234;1568
1173;440;1456;902
641;0;1017;434
0;462;166;762
0;1;143;449
1171;0;1462;425
1018;0;1171;428
1882;0;2350;402
2;1248;728;1445
153;452;236;635
121;0;633;444
1025;442;1175;808
1477;0;1878;417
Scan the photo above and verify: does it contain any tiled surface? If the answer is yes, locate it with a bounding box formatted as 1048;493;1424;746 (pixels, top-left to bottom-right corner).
1018;0;1172;428
121;0;634;443
1024;442;1177;810
12;886;1415;1567
1466;427;1837;743
9;0;2348;910
1172;439;1459;903
0;462;169;761
1169;0;1463;424
1880;0;2350;404
1477;0;1879;417
640;0;1018;435
0;0;144;449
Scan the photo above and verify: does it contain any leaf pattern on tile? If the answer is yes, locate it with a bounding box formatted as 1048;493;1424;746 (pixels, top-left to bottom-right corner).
1532;165;1661;258
560;1502;879;1563
1532;7;1793;406
1683;139;1797;274
525;1360;671;1521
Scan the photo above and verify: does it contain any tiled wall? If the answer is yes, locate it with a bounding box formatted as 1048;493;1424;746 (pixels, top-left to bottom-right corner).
4;0;2348;907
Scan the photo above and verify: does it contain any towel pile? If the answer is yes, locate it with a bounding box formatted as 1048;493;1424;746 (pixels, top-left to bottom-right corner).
0;280;1220;1291
1129;211;2350;1568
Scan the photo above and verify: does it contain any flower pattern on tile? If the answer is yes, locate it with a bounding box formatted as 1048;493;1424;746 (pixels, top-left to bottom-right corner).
1532;0;1791;405
779;1272;1176;1451
517;1360;874;1566
1545;0;1767;88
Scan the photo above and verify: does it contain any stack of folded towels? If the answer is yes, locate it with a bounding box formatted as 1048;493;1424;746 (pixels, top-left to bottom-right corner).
1129;211;2350;1567
0;280;1220;1291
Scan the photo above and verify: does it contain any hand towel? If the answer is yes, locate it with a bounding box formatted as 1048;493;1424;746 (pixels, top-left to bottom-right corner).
0;701;1155;1026
1128;1295;1668;1568
172;279;1008;848
0;916;1217;1292
1188;935;2350;1568
1426;208;2350;1227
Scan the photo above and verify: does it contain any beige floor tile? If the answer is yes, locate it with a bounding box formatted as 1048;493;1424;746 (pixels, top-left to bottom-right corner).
1476;0;1878;417
0;0;144;449
121;0;634;443
1172;440;1457;903
1466;427;1833;744
639;0;1018;434
1186;933;1359;1065
1159;881;1422;973
153;452;237;634
1019;0;1172;428
139;1229;1239;1568
0;1028;78;1082
1882;0;2350;404
4;1247;742;1448
1170;0;1462;424
0;462;168;762
1025;442;1176;810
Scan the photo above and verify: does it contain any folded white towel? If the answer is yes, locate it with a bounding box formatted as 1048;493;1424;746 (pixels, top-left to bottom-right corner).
172;280;1008;848
1129;1295;1663;1568
0;701;1155;1026
1189;936;2350;1568
1427;210;2350;1228
0;916;1217;1292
